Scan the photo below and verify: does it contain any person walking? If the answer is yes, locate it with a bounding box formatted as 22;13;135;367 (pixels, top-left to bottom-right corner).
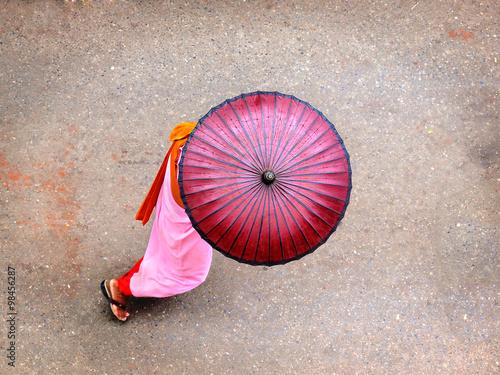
101;122;212;321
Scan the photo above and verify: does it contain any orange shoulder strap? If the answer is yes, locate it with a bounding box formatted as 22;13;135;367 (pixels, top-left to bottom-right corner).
135;122;196;225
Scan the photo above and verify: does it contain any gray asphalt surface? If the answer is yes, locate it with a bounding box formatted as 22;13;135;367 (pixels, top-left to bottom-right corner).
0;1;499;374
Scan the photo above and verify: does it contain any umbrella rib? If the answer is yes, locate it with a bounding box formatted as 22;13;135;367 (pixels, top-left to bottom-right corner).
187;149;258;175
181;163;256;177
269;185;285;261
182;176;256;181
213;185;262;245
257;185;274;264
269;96;293;168
277;180;346;211
273;186;312;252
267;186;273;263
188;179;261;214
273;193;299;257
266;93;277;171
272;103;308;170
274;131;337;174
212;112;264;171
276;183;337;230
275;178;349;189
276;140;342;175
182;179;257;197
191;134;259;172
199;119;259;169
225;184;265;257
207;183;262;239
281;171;349;177
253;184;269;264
273;113;320;172
239;185;267;262
277;155;347;176
275;184;324;242
230;100;266;171
258;92;269;169
241;97;266;170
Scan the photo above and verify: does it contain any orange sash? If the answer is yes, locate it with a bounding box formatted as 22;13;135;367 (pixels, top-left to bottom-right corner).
135;122;196;225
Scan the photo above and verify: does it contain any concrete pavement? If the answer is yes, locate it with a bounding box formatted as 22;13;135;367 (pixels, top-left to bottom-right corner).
0;1;498;373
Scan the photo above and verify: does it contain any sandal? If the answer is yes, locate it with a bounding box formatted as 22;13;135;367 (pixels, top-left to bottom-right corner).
100;280;128;320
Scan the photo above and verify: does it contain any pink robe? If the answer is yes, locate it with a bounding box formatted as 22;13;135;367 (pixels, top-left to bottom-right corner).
119;149;212;298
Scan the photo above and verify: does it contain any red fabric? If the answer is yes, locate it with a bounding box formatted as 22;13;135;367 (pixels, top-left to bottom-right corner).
117;257;143;296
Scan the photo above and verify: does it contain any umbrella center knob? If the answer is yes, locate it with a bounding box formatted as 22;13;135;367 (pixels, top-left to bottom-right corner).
262;171;276;185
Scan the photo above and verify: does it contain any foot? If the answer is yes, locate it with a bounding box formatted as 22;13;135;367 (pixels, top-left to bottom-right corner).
109;279;130;321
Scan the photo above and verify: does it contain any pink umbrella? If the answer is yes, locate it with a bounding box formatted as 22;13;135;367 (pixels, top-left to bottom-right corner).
179;92;352;266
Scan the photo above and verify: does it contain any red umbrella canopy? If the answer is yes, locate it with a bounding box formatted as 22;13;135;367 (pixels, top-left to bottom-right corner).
179;92;352;266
